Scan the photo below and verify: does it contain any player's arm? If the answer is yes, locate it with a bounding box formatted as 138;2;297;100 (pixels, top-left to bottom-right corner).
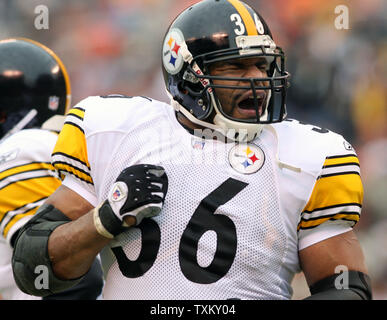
299;230;371;300
12;164;168;296
297;139;371;299
46;185;114;280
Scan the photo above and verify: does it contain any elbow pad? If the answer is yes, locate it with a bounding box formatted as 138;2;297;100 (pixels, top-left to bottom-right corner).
12;204;84;297
305;270;372;300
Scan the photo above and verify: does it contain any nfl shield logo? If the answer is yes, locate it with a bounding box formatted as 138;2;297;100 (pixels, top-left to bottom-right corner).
110;182;126;202
48;96;59;111
113;189;121;200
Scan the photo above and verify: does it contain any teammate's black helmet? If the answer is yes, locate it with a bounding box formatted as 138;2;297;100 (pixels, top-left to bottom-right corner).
0;38;71;139
162;0;290;141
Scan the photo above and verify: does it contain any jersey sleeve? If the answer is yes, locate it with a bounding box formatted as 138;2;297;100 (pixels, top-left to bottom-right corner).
0;130;61;244
51;102;97;206
298;135;363;250
52;95;157;207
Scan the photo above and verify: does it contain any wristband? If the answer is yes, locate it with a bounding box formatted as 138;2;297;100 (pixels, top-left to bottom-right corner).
93;205;114;239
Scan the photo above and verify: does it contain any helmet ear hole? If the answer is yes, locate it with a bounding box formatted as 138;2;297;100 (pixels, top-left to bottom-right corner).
180;80;204;98
177;81;189;95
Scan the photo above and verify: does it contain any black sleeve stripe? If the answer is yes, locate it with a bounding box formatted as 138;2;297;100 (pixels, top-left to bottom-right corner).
0;175;56;192
52;161;92;179
319;171;361;179
64;121;85;134
0;196;48;225
2;206;40;234
326;154;358;159
323;162;360;169
0;168;57;184
298;220;357;231
0;162;52;173
52;152;91;170
56;168;94;185
300;212;360;222
302;202;362;214
71;107;85;112
66;113;84;122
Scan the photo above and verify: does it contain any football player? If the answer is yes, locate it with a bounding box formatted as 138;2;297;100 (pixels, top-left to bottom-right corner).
0;38;103;299
12;0;371;299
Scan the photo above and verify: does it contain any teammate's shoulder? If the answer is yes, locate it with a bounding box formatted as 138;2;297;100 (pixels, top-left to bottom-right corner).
0;128;58;149
0;129;56;167
67;95;170;135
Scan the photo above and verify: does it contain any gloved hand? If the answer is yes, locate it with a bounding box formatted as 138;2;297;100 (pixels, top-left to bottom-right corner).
93;164;168;238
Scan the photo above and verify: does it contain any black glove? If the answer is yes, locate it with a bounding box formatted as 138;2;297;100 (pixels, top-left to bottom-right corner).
93;164;168;238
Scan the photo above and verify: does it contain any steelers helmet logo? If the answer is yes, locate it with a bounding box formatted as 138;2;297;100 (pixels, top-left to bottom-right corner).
163;28;185;75
228;143;265;174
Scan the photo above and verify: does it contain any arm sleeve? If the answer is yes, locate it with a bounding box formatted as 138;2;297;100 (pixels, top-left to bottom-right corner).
51;104;98;206
298;137;363;250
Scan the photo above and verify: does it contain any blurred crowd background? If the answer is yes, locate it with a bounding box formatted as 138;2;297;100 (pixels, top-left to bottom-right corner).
0;0;386;299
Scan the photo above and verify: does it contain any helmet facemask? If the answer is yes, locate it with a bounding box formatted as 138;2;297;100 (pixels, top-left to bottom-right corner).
176;35;289;141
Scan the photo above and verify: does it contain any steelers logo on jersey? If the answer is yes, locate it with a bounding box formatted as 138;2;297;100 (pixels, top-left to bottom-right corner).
162;28;185;75
228;143;265;174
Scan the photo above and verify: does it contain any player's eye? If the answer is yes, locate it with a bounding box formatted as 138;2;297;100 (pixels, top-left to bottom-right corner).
256;63;268;72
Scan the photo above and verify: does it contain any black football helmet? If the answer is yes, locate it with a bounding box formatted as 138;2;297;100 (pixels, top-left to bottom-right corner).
162;0;290;141
0;38;71;140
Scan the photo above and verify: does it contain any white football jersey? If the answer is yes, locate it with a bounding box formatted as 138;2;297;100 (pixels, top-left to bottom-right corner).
52;95;363;300
0;129;61;244
0;129;60;300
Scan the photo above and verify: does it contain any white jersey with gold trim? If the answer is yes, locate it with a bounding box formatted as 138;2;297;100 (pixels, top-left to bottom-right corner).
52;95;363;300
0;129;61;244
0;129;60;300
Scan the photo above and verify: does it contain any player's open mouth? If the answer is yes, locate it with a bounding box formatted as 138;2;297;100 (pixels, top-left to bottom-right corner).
236;91;265;117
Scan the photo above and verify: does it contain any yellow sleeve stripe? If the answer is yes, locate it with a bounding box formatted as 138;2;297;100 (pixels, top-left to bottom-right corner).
52;162;93;184
227;0;258;36
2;206;39;237
0;176;60;222
303;173;363;213
52;121;90;168
297;213;359;231
67;107;85;121
323;155;359;167
0;162;55;182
